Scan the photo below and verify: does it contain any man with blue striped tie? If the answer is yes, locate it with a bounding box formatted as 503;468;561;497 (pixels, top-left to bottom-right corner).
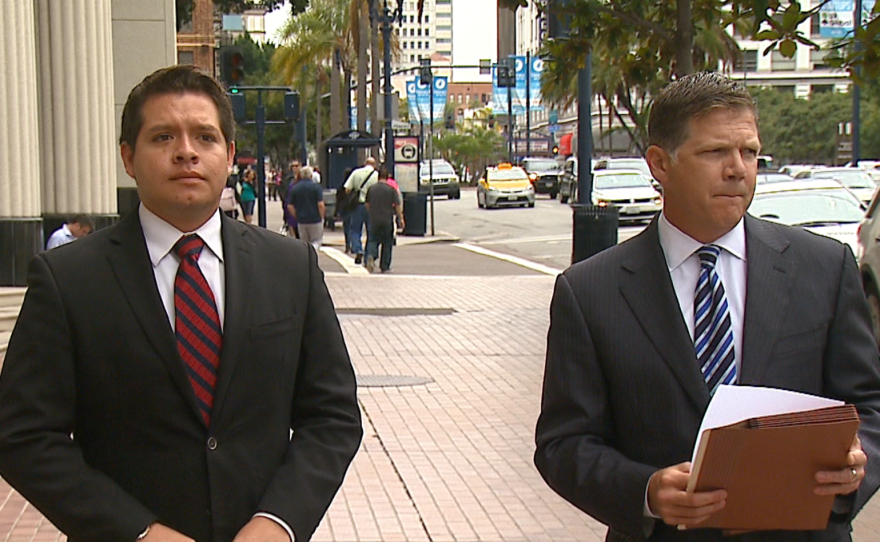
536;72;880;542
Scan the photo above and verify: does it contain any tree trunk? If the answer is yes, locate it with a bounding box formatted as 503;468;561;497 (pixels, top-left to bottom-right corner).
344;68;353;132
331;49;341;135
674;0;694;76
371;13;380;138
316;77;323;159
357;0;368;134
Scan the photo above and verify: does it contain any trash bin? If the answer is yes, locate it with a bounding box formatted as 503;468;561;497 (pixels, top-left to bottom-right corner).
571;204;618;265
403;192;427;236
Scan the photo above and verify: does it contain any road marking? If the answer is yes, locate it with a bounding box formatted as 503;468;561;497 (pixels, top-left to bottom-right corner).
321;247;370;275
479;234;572;245
453;243;563;276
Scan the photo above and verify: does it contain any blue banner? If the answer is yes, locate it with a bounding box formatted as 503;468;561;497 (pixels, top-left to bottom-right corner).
493;56;528;115
529;56;544;112
408;76;447;122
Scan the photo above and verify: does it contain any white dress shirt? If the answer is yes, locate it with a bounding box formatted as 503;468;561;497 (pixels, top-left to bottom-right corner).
657;212;747;378
138;204;295;541
644;213;748;521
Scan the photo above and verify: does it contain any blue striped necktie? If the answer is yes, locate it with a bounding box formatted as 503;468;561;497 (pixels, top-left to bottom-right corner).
174;235;222;425
694;245;736;395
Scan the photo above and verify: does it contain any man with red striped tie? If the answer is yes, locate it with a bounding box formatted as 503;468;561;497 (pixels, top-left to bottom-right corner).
0;65;362;542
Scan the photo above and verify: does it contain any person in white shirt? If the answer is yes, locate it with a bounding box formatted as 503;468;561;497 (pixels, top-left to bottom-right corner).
45;215;93;249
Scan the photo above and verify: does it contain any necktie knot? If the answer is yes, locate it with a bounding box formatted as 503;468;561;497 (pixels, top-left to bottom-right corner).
174;235;205;261
697;245;721;269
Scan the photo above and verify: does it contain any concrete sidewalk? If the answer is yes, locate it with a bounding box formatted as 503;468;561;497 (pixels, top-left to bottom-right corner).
3;253;880;540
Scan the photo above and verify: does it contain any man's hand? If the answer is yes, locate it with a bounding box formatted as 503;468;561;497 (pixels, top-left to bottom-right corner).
815;435;867;496
140;523;195;542
647;462;727;528
232;516;291;542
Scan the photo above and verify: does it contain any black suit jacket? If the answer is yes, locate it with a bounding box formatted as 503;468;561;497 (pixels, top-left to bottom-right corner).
535;216;880;542
0;211;362;542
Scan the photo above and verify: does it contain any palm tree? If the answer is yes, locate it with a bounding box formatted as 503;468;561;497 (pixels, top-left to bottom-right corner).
274;0;356;136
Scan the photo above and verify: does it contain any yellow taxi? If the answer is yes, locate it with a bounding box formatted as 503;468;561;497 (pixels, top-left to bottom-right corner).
476;163;536;209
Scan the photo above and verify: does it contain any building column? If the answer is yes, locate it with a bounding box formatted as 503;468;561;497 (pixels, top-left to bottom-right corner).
35;0;118;241
0;0;42;286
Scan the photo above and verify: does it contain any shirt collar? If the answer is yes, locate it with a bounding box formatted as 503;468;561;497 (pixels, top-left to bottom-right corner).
658;212;746;272
139;204;224;267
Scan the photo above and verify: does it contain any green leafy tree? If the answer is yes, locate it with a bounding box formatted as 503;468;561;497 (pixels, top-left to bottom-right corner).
176;0;307;31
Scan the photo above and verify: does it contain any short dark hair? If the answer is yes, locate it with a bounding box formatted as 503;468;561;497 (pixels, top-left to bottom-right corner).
119;65;234;153
648;72;756;157
70;214;93;229
378;168;389;180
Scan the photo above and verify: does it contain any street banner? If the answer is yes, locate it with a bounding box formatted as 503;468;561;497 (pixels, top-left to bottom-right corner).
416;76;447;122
820;0;876;38
492;56;528;115
530;56;544;111
406;80;420;121
348;106;371;132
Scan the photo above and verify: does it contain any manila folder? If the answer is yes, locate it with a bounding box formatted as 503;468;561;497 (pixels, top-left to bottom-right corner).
686;404;859;531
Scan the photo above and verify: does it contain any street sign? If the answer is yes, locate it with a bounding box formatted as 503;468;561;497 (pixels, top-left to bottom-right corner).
549;110;558;124
548;123;560;133
395;136;420;163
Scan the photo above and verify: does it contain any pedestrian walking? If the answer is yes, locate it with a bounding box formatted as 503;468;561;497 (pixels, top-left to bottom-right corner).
534;71;880;541
280;160;302;235
287;166;325;251
240;166;256;224
365;168;404;273
0;64;361;542
343;157;378;264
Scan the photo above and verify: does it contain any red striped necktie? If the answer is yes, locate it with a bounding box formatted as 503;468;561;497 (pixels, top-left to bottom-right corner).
173;234;222;425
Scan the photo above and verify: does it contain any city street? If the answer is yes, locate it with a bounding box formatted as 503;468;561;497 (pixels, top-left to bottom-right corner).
428;186;648;270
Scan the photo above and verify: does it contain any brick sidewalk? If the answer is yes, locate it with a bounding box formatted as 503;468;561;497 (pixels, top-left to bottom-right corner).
2;269;880;540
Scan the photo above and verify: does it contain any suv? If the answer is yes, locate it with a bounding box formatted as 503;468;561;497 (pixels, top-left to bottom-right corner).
419;159;461;199
520;157;563;199
858;193;880;345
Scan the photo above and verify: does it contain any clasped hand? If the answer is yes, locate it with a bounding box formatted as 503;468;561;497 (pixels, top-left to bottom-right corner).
647;436;867;529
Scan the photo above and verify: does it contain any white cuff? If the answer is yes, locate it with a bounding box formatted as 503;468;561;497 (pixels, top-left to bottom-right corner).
254;512;295;542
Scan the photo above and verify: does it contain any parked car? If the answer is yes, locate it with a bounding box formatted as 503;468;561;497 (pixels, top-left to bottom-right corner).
476;163;535;209
520;157;563;198
756;172;795;184
593;157;652;177
558;157;597;204
419;159;461;199
809;168;877;206
751;180;865;256
589;169;662;223
857;190;880;345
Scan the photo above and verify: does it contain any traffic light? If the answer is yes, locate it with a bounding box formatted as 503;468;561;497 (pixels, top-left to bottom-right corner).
284;92;300;122
552;145;560;155
229;90;246;122
219;46;245;88
497;63;515;88
444;111;455;130
419;57;433;83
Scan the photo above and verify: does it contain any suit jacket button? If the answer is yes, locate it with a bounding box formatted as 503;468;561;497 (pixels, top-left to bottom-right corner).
207;437;218;450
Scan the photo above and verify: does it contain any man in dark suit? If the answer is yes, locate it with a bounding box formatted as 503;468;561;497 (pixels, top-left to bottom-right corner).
534;72;880;541
0;66;362;542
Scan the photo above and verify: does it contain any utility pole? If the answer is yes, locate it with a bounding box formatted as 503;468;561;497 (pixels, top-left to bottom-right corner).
526;51;531;159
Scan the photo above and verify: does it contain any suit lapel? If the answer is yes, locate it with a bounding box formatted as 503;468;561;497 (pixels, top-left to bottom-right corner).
740;216;796;384
106;212;205;422
210;216;253;422
619;221;711;411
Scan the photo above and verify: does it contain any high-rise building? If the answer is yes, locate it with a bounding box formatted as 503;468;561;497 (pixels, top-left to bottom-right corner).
390;0;451;91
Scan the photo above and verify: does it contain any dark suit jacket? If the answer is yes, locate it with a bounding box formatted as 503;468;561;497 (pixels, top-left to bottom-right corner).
0;211;363;542
535;216;880;542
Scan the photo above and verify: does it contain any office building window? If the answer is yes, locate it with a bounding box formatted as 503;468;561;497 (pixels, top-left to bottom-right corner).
417;28;422;36
403;41;408;49
425;41;430;48
178;50;194;65
425;29;430;36
732;50;758;72
417;41;422;49
771;50;796;71
425;15;429;22
410;54;415;62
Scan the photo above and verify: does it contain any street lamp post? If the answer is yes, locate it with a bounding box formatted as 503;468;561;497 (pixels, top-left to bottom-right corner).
370;0;403;173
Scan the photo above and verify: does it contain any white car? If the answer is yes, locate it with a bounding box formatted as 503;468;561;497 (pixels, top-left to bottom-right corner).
591;169;662;223
793;167;876;206
750;180;865;256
